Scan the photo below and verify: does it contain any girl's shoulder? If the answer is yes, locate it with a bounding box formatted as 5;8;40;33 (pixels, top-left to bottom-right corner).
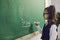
51;24;57;26
50;24;57;31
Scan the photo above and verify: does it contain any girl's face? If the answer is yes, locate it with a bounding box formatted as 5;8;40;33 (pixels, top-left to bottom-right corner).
44;10;49;20
44;14;49;20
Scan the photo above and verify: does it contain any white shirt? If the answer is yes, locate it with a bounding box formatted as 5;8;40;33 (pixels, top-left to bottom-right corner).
50;24;58;40
58;24;60;39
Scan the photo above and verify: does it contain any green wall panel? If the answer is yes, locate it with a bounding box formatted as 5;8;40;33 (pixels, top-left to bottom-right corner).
0;0;44;40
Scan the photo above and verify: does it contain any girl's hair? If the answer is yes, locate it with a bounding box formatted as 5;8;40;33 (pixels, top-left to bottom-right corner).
47;5;56;24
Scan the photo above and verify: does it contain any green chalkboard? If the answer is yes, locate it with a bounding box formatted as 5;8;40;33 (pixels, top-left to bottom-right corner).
0;0;44;40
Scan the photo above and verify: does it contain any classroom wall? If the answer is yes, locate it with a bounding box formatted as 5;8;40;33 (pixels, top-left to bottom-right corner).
49;0;60;12
0;0;44;40
54;0;60;12
45;0;52;7
45;0;60;12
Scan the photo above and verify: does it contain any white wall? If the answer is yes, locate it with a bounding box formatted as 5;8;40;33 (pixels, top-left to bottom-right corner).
45;0;52;7
45;0;60;12
54;0;60;12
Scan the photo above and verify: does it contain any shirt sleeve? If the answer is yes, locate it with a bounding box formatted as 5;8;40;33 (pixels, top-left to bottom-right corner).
49;24;58;40
58;24;60;39
36;25;42;33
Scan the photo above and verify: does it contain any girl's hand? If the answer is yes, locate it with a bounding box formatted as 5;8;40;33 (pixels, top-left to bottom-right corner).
34;21;40;26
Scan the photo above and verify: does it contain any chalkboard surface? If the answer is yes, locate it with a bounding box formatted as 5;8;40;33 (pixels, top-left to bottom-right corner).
0;0;44;40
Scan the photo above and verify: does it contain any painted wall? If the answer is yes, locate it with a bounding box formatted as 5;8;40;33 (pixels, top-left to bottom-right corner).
45;0;52;7
54;0;60;12
45;0;60;12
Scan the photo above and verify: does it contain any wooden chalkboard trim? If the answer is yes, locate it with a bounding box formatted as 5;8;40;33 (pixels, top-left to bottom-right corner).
16;31;40;40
